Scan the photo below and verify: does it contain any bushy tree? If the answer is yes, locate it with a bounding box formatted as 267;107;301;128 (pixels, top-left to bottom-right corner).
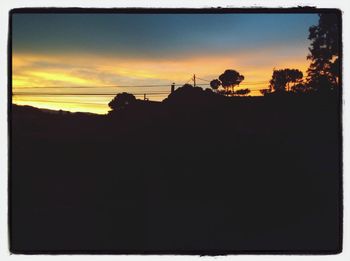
269;69;303;92
218;69;245;96
307;13;339;90
210;79;221;91
287;69;304;91
108;92;136;111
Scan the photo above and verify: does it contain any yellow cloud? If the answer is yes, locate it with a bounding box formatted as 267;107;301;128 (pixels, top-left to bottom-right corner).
27;71;91;85
12;47;311;114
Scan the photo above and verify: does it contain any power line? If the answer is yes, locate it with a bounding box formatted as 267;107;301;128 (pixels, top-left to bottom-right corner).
13;84;180;89
196;77;211;83
13;89;263;95
196;76;268;84
12;74;269;100
185;76;193;85
13;92;170;95
13;81;269;89
193;83;267;87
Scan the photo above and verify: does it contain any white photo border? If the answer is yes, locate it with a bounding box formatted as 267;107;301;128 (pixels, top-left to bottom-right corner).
1;1;348;260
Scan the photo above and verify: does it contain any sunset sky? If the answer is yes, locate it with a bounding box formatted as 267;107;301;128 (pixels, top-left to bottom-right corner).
12;13;319;114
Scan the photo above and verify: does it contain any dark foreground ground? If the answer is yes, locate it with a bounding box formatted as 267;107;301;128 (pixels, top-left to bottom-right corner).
10;92;342;254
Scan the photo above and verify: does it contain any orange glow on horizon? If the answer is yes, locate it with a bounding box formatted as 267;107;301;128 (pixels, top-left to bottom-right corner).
12;49;311;114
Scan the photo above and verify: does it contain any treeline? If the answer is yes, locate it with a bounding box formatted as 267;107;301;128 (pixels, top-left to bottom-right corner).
208;14;339;96
108;13;340;113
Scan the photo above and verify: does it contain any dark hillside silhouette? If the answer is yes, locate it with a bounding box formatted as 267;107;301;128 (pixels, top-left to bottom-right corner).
11;89;341;253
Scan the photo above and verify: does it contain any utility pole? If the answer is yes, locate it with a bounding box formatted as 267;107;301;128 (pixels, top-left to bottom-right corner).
193;74;196;87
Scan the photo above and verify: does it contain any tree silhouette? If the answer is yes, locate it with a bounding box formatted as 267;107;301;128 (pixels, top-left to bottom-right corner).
210;79;221;91
108;92;136;111
291;83;312;94
260;89;272;96
234;88;251;96
269;69;303;92
287;69;303;91
218;70;244;96
307;13;339;91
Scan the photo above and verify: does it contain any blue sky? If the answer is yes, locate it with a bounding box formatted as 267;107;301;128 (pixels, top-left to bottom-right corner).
13;13;318;58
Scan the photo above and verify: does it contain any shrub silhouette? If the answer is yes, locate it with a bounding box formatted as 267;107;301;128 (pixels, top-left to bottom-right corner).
210;79;221;91
108;92;136;111
234;88;251;96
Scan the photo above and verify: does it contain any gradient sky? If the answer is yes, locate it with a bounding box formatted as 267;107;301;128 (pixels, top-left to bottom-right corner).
12;13;319;114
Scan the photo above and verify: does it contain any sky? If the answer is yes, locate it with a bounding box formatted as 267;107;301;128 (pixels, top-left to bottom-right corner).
12;13;319;114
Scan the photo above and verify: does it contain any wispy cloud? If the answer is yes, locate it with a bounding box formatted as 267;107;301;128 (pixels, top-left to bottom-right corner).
12;46;311;114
